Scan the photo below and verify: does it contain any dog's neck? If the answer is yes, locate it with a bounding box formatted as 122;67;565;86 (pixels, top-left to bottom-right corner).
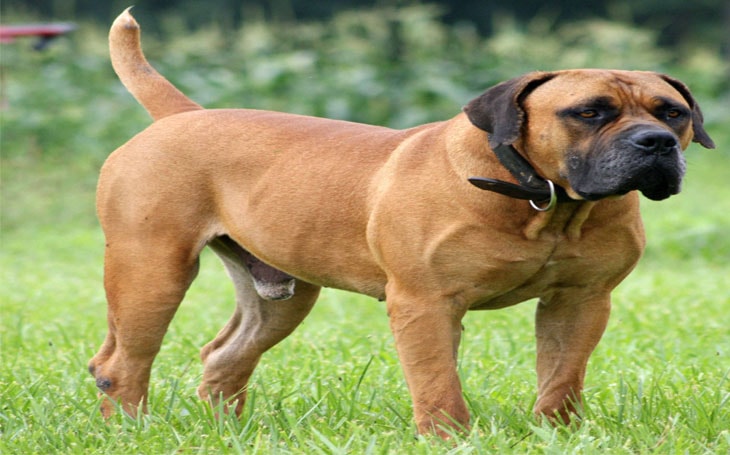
468;143;573;211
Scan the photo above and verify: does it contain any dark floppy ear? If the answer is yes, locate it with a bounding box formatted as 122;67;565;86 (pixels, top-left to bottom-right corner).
659;74;716;149
463;71;557;149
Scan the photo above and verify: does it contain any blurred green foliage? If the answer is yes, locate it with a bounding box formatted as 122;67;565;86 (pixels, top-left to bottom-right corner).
4;0;728;56
2;5;727;150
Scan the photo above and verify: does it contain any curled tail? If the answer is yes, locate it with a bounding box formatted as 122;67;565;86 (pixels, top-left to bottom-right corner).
110;8;202;121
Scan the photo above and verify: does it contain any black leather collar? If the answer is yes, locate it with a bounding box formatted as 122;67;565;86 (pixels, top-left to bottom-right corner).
468;143;572;210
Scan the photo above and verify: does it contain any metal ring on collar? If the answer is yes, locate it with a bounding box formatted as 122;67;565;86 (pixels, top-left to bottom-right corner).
529;180;557;212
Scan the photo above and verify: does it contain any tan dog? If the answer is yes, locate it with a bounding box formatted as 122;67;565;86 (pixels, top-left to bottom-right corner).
89;9;715;437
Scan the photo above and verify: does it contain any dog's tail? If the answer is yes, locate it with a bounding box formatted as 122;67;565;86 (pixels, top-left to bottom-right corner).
109;8;202;121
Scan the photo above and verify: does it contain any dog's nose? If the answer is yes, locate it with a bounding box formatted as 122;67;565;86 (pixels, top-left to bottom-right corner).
630;130;678;155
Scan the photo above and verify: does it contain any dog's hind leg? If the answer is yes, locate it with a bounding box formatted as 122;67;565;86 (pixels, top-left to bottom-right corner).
88;236;202;418
198;236;320;415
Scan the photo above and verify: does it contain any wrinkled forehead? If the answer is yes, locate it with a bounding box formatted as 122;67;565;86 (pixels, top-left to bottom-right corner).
525;70;689;109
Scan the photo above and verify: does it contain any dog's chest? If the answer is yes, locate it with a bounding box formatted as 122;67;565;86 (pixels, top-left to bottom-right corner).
463;242;586;310
463;203;621;309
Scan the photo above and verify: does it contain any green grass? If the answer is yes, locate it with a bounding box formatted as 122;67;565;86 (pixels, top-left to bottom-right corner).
1;8;729;453
1;182;729;453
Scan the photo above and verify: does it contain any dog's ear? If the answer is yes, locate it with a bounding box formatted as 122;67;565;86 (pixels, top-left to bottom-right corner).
658;74;716;149
463;72;557;149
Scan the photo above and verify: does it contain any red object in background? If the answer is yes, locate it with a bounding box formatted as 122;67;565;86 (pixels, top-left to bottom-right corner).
0;23;76;50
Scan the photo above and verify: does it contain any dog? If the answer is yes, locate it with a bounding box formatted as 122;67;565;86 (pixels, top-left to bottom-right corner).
88;8;715;437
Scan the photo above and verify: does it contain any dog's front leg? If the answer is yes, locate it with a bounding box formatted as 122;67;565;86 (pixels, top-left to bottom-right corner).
533;291;611;424
386;291;469;437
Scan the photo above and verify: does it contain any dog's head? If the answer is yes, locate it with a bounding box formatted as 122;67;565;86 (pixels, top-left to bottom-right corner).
464;70;715;201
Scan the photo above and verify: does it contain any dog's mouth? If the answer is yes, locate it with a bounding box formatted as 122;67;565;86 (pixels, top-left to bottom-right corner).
573;155;686;201
630;161;684;200
574;160;683;201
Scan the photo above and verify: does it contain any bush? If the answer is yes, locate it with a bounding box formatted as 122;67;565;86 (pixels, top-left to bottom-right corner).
1;4;727;162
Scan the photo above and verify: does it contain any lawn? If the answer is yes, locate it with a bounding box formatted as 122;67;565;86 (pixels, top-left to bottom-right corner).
1;9;729;453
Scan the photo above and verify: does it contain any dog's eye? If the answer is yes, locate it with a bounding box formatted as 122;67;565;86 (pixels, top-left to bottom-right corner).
657;104;689;122
578;109;599;119
666;108;682;119
560;103;616;123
